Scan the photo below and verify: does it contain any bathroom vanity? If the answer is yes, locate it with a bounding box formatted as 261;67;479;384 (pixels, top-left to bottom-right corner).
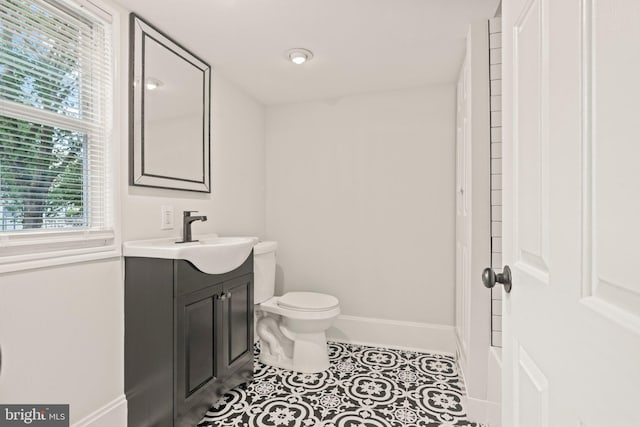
124;252;254;427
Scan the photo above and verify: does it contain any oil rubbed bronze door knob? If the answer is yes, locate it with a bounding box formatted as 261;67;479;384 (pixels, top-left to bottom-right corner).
482;265;512;293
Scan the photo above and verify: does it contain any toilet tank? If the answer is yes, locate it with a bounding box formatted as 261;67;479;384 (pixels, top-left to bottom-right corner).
253;241;278;304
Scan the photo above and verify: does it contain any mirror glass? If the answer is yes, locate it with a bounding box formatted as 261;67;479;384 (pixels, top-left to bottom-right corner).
130;14;211;192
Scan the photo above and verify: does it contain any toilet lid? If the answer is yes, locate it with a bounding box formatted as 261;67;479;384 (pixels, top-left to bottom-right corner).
278;292;339;312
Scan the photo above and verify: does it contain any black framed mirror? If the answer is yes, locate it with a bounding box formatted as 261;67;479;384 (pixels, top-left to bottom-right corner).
129;13;211;192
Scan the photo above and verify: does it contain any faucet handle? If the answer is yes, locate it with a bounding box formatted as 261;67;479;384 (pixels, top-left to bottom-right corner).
183;210;198;217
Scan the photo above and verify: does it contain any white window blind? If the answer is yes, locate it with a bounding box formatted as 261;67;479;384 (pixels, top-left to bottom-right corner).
0;0;113;244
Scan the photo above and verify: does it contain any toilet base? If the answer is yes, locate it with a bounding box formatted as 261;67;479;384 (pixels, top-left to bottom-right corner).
259;331;330;373
255;296;339;374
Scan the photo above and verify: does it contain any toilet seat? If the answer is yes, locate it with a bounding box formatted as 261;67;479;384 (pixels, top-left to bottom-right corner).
258;295;340;320
278;292;339;312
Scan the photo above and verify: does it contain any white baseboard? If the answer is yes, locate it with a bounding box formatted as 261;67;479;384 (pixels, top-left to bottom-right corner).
327;314;456;355
464;396;501;427
455;329;468;366
463;347;502;427
486;399;501;427
72;395;127;427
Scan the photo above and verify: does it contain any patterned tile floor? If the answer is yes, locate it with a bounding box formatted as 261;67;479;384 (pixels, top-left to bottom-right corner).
198;342;482;427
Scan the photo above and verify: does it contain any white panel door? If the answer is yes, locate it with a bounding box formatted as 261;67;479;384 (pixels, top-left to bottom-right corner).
455;52;471;363
501;0;640;425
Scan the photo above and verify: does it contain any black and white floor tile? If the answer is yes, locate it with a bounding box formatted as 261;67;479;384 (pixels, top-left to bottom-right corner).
198;342;482;427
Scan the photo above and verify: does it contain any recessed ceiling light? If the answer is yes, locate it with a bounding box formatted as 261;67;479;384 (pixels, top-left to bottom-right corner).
145;77;163;90
286;48;313;65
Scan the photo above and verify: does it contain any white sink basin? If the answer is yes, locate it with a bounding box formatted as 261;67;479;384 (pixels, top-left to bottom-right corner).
123;234;259;274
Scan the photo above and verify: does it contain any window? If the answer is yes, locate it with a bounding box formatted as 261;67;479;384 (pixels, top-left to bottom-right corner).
0;0;114;267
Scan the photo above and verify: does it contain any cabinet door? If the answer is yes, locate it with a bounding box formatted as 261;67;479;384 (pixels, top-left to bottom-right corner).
175;283;222;420
218;274;254;377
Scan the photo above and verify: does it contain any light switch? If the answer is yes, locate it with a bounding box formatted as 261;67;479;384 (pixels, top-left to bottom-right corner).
160;205;174;230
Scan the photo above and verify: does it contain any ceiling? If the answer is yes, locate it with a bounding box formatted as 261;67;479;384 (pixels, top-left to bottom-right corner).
117;0;499;105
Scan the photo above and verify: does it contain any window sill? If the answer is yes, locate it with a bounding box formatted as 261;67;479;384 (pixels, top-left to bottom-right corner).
0;231;121;274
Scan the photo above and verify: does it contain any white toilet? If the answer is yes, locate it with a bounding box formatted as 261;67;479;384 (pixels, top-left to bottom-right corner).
253;241;340;373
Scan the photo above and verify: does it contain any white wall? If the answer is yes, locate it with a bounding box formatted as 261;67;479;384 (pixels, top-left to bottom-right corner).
0;3;266;425
0;260;125;422
265;85;456;328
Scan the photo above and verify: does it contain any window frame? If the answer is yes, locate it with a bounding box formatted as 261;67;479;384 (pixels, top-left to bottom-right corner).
0;0;120;273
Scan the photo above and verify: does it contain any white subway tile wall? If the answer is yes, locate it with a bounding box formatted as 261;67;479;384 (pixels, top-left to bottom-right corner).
490;79;502;95
492;315;502;331
491;144;502;159
492;299;502;314
491;190;502;205
491;127;502;143
489;32;502;48
489;16;501;33
491;205;502;221
491;237;502;252
492;330;503;347
491;158;502;174
492;111;502;127
490;95;502;111
491;175;501;191
491;222;502;237
489;17;503;347
491;254;502;271
490;64;502;80
489;48;502;66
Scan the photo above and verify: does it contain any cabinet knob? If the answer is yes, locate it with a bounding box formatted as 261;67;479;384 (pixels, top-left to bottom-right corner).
218;291;232;301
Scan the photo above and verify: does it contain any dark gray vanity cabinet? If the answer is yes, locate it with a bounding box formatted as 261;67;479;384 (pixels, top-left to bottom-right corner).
218;275;254;378
125;254;254;427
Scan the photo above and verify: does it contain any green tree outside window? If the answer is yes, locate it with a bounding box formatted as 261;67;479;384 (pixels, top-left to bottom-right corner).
1;0;91;230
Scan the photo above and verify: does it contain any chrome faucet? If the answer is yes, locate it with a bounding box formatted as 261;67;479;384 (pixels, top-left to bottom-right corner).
177;210;207;243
